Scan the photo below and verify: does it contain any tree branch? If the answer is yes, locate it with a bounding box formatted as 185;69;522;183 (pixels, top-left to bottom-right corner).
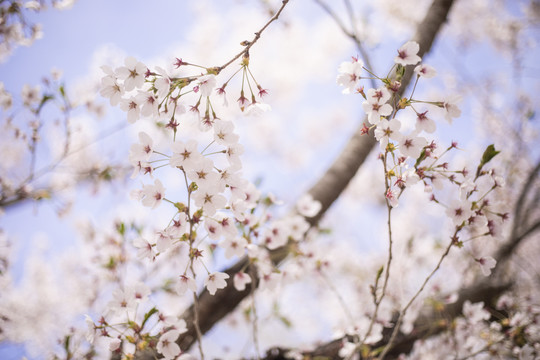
257;281;511;360
135;0;456;357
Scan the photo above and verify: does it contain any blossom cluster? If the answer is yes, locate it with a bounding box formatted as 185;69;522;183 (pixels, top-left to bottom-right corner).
337;41;507;276
405;296;540;359
94;54;319;358
332;41;511;358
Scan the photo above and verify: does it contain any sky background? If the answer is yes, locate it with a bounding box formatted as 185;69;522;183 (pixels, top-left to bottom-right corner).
1;0;539;358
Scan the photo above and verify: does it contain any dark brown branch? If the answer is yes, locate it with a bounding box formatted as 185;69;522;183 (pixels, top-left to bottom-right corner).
132;0;456;358
258;281;510;360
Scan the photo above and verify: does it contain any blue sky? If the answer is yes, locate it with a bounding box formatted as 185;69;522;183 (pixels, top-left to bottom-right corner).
1;0;539;358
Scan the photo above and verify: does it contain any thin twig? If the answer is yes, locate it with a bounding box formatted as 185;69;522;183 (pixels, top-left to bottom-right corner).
355;153;394;357
185;168;205;360
250;267;261;360
320;271;355;327
313;0;377;88
217;0;290;72
378;234;455;360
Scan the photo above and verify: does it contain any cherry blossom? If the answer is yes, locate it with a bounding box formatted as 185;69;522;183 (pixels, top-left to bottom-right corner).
374;118;402;149
445;199;472;226
205;272;229;295
225;142;245;169
414;63;437;78
219;236;247;259
136;90;159;117
120;96;141;123
394;41;421;66
116;56;147;91
107;288;137;315
109;338;121;352
415;110;436;133
167;213;189;238
186;157;219;189
386;188;399;207
154;66;171;98
133;237;156;260
21;84;40;106
362;87;393;125
193;185;227;216
441;95;462;123
261;221;288;250
463;301;490;325
156;228;175;253
398;133;427;159
84;315;96;344
176;275;197;295
233;271;252;291
245;101;272;116
286;215;310;241
100;66;124;106
476;256;497;276
338;341;357;359
129;131;154;164
170;140;203;170
213;120;239;145
141;179;166;209
296;193;322;218
336;57;364;94
157;329;181;360
197;74;217;97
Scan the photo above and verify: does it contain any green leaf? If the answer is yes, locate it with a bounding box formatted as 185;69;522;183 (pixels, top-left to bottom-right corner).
278;315;292;328
116;222;125;236
375;265;384;282
395;64;405;81
59;84;66;98
480;144;500;166
414;148;427;167
476;144;500;177
141;307;158;329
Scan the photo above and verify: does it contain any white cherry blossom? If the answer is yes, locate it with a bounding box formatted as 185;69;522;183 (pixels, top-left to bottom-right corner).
120;96;141;124
399;133;427;159
219;236;247;259
205;272;229;295
415;110;436;133
213;120;239;145
157;329;181;360
154;66;171;99
176;275;197;295
362;87;393;125
476;256;497;276
446;199;472;226
100;66;124;106
374;118;402;149
170;140;203;170
414;63;437;78
394;41;421;66
233;272;252;291
441;95;462;123
296;194;322;218
197;74;217;97
193;185;227;216
116;56;147;91
141;179;166;209
336;57;364;94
